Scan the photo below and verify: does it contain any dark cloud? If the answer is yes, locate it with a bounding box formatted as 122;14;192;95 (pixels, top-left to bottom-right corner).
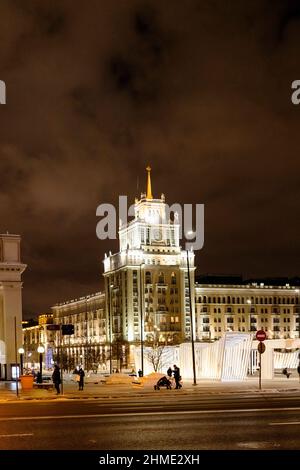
278;0;300;41
0;0;299;318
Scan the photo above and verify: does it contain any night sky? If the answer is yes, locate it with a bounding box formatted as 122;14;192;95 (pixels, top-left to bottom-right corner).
0;0;299;318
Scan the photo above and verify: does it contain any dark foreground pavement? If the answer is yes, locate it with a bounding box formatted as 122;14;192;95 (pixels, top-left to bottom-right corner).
0;392;300;450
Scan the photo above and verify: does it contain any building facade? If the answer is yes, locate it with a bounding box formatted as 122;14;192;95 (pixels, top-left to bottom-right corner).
22;314;56;369
195;282;300;341
52;292;106;370
47;169;300;371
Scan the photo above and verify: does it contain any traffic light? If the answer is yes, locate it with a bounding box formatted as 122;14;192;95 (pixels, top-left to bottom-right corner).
61;324;74;335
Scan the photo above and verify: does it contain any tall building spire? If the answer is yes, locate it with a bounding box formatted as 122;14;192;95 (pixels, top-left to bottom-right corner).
146;165;153;199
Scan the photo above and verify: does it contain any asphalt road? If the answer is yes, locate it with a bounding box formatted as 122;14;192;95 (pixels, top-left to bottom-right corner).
0;392;300;450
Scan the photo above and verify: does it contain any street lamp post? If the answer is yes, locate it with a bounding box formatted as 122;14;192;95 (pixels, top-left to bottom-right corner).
108;283;113;374
186;248;197;386
140;264;144;376
37;345;44;382
295;289;300;339
18;347;24;376
247;299;252;334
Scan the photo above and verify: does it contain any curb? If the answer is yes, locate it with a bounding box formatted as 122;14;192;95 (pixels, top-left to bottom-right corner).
1;387;299;403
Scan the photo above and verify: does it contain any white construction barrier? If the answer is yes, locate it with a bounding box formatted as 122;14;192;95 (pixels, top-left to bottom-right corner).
274;350;300;369
133;337;300;382
180;333;252;381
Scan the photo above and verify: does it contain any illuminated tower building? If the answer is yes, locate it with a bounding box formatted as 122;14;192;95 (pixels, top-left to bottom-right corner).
103;167;195;364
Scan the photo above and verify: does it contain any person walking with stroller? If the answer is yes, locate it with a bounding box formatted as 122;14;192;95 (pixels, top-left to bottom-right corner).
173;364;182;389
78;367;85;391
282;367;291;379
52;364;61;395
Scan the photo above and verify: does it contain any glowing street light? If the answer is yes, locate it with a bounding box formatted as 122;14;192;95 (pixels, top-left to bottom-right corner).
18;347;25;376
37;345;45;381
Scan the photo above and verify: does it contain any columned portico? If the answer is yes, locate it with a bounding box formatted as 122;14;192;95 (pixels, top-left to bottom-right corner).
0;234;26;380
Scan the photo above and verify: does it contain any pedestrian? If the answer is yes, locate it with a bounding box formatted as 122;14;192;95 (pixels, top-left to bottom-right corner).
78;367;85;391
36;371;42;384
167;367;172;378
52;365;61;394
282;367;291;379
173;364;182;389
138;369;143;378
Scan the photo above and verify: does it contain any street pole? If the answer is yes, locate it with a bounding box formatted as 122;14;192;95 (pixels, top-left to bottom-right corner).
108;283;112;374
140;264;144;376
296;289;300;339
18;348;24;376
187;250;197;385
39;353;42;377
14;317;19;398
259;349;262;390
247;299;253;374
60;327;63;394
20;353;23;376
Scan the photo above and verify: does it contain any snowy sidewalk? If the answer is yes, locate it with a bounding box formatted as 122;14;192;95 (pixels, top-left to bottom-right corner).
0;376;299;402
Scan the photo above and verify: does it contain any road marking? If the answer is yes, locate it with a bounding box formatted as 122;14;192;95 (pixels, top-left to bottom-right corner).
0;407;300;422
0;433;33;437
269;421;300;426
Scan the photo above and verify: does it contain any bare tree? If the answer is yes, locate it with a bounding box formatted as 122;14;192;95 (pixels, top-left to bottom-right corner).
146;343;165;372
145;330;178;372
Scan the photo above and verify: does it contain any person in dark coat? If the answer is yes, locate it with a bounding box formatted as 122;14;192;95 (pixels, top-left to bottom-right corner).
167;367;172;378
78;368;85;391
36;371;42;384
52;365;61;394
173;364;182;389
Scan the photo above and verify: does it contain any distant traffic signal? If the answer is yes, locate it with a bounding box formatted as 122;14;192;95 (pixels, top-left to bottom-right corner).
61;324;74;335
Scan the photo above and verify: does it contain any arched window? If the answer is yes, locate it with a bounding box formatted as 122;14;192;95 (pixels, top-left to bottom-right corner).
203;296;207;303
171;272;177;285
227;296;231;304
158;272;164;284
145;271;152;284
218;297;221;303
